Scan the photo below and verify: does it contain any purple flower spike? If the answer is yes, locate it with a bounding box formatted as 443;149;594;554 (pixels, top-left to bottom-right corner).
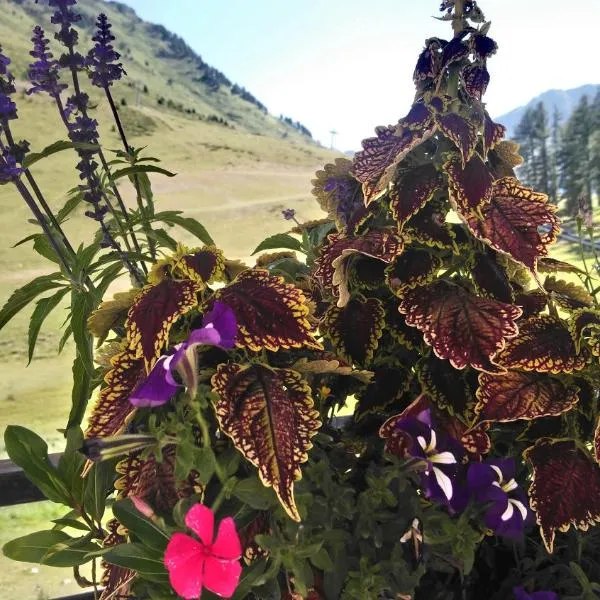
395;410;466;511
0;45;17;120
468;458;532;538
87;14;125;88
129;302;237;408
28;26;68;97
513;586;559;600
49;0;84;69
0;148;24;184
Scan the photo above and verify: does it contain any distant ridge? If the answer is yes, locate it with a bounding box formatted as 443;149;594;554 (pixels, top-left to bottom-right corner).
495;84;600;138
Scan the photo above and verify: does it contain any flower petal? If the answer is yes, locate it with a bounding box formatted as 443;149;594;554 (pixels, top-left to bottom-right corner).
211;517;242;560
129;356;180;407
164;533;205;600
204;556;242;598
203;301;238;348
432;466;453;500
185;504;215;545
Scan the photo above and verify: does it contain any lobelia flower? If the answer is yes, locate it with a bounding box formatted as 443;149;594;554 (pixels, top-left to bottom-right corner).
395;409;467;512
513;586;559;600
282;208;296;221
129;302;237;407
49;0;84;70
467;458;532;538
164;503;242;599
87;14;125;88
27;26;68;97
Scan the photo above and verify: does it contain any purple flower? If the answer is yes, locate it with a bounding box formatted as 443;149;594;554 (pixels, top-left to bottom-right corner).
0;45;17;121
87;14;125;88
282;208;296;221
396;410;467;511
27;26;68;97
129;302;237;408
49;0;84;70
0;148;24;184
324;176;363;227
468;458;532;538
513;586;558;600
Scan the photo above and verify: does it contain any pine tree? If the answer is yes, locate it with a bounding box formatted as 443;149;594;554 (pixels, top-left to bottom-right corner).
549;106;561;204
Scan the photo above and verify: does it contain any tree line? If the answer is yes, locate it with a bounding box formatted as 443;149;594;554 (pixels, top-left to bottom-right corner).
514;90;600;214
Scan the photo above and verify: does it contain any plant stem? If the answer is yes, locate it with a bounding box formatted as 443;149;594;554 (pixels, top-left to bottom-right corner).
453;0;465;37
105;87;157;261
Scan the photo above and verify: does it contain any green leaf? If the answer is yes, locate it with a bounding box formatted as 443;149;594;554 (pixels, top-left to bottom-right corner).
251;233;303;255
148;228;178;252
71;291;94;375
4;426;72;505
310;547;334;571
73;242;101;279
28;288;69;363
33;235;61;264
52;518;91;532
103;543;168;580
3;530;71;564
0;273;65;333
112;499;170;551
112;164;176;181
57;193;83;223
58;323;73;353
154;211;214;246
23;140;99;168
195;446;217;486
42;535;101;567
94;263;125;300
233;476;277;510
57;427;86;505
135;172;155;203
66;354;92;429
83;460;116;523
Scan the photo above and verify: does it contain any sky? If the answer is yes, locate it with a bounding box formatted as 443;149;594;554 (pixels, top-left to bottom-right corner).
118;0;599;151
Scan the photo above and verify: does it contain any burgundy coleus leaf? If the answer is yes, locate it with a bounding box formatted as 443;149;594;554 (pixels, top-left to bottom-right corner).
177;246;225;284
355;366;411;421
125;279;200;371
445;153;494;217
351;256;387;289
86;349;144;438
475;371;580;424
436;112;478;166
514;290;548;319
462;63;490;100
312;158;364;231
465;177;559;271
544;277;594;311
472;250;514;303
390;163;445;229
314;230;403;307
524;439;600;553
416;354;475;420
441;37;469;68
386;249;442;296
406;200;457;250
322;297;385;366
399;280;521;372
497;315;588;374
483;112;506;158
101;519;134;600
239;513;270;565
538;257;586;275
471;34;498;59
216;269;320;352
212;363;321;521
413;38;446;83
569;308;600;353
385;300;425;350
595;418;600;465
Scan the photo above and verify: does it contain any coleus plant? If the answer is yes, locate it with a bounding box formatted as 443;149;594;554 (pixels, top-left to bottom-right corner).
2;1;600;599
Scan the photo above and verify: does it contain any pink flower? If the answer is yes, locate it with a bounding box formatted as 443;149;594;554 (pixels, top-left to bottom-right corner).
164;504;242;599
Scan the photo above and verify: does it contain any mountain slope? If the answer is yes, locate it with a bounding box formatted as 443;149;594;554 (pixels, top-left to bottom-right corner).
496;84;600;138
1;0;314;142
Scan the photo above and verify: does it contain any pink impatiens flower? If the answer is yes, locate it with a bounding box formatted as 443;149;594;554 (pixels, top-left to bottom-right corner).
164;504;242;599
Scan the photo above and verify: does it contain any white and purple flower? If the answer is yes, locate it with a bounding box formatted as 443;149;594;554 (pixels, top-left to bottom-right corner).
513;586;558;600
468;458;532;538
129;301;236;408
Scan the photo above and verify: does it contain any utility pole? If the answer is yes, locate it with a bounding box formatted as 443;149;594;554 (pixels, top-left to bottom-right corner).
329;129;338;150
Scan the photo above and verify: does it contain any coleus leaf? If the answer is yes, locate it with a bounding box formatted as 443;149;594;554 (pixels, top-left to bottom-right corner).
149;245;225;285
444;153;494;216
524;439;600;553
351;256;387;289
355;367;411;421
87;290;139;345
413;38;444;83
399;280;521;372
462;63;490;100
475;371;580;423
212;363;321;521
405;200;457;250
215;269;320;352
569;309;600;353
435;112;478;165
86;350;144;438
385;299;426;350
483;112;506;158
386;249;442;296
471;250;514;303
322;297;385;366
538;257;585;275
390;164;444;228
595;418;600;464
497;315;588;374
125;279;200;371
291;357;373;384
488;140;523;179
514;290;548;319
544;276;593;311
312;158;364;231
313;230;403;307
465;177;559;271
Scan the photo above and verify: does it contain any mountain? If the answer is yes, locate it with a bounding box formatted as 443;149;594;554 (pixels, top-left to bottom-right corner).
1;0;316;143
496;84;600;138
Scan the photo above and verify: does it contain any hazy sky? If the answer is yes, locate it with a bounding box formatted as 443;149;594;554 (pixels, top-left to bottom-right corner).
118;0;599;151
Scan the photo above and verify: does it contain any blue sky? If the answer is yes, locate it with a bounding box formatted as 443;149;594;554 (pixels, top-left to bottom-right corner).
118;0;599;151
